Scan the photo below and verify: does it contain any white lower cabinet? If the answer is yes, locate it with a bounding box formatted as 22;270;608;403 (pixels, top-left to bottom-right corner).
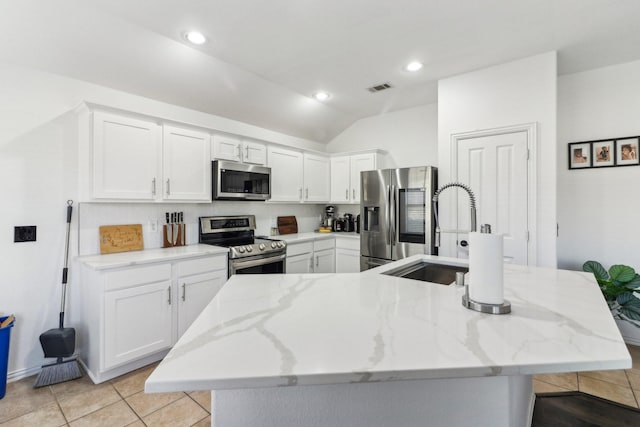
335;237;361;273
313;248;335;273
286;253;313;273
79;253;227;383
285;239;335;273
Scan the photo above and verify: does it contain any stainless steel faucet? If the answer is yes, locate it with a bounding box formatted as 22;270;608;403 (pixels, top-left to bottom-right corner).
432;182;477;247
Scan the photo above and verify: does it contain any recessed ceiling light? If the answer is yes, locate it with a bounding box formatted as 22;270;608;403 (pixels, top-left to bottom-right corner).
313;91;331;101
185;31;206;45
405;61;423;72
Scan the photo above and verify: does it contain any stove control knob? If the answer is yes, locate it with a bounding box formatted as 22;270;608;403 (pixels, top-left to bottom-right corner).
259;243;266;251
277;241;284;248
238;247;246;254
246;246;253;252
271;242;277;249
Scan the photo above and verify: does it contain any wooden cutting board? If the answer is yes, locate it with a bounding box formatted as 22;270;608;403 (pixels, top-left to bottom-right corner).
277;216;298;235
99;224;144;254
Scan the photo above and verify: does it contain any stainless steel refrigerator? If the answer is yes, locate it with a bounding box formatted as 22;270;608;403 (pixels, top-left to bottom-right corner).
360;166;437;271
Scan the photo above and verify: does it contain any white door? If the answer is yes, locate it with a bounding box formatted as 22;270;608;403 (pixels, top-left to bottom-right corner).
268;146;304;202
177;270;227;337
335;248;361;273
330;156;351;203
242;141;267;165
212;135;242;162
314;248;336;273
286;254;313;273
303;153;330;202
456;130;529;264
104;280;173;369
350;154;376;203
93;112;161;200
163;126;211;201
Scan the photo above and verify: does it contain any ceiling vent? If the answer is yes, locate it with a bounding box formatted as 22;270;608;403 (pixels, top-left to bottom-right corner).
367;82;393;93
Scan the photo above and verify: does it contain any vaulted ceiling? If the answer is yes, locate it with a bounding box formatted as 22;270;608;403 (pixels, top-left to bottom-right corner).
2;0;640;142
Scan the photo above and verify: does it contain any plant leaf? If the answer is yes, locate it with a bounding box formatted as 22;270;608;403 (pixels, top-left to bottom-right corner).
583;261;608;280
617;292;635;305
620;306;640;321
609;265;636;283
624;274;640;291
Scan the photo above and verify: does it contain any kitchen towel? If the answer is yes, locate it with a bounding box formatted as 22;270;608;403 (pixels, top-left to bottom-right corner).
468;231;504;305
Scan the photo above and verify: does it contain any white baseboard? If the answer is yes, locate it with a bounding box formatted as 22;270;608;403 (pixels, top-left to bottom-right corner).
7;365;42;383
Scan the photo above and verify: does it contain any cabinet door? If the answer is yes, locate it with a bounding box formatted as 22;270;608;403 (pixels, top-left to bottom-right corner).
104;280;172;369
314;248;336;273
286;253;313;273
336;248;361;273
163;126;211;201
93;112;161;200
177;270;227;337
303;153;330;202
242;140;267;165
350;153;377;203
268;146;304;202
330;156;351;203
212;135;242;162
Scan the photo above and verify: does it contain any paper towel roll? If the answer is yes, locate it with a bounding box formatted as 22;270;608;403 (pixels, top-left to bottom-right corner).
468;232;504;305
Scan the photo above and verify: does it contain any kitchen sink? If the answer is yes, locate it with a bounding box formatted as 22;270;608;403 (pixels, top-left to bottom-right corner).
382;260;468;285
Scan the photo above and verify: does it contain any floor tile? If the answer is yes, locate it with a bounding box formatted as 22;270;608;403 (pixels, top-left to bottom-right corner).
111;364;157;398
533;379;570;394
578;375;638;408
142;395;208;426
0;376;56;423
0;402;67;427
628;345;640;371
579;369;630;387
57;382;121;421
126;390;185;417
188;390;211;413
50;374;100;400
627;369;640;390
532;372;578;390
192;415;211;427
125;420;146;427
68;400;138;427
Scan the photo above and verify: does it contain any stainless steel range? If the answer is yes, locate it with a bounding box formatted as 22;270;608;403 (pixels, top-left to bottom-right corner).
198;215;286;275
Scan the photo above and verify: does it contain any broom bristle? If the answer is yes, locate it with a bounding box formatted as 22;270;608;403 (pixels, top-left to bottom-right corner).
34;358;83;388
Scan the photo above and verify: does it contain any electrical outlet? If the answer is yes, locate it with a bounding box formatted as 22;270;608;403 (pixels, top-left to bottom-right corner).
149;219;158;233
14;226;37;242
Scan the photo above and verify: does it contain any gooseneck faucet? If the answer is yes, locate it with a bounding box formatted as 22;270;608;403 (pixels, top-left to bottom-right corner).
432;182;477;247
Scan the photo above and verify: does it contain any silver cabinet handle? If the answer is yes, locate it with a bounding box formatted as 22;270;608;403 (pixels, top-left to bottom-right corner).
245;146;249;160
305;188;309;199
181;283;186;301
152;178;156;196
315;255;319;267
309;256;313;271
166;179;170;196
345;189;349;200
167;286;172;305
236;145;241;159
352;189;356;200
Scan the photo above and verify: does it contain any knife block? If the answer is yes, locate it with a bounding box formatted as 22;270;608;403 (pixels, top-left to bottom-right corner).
163;224;186;248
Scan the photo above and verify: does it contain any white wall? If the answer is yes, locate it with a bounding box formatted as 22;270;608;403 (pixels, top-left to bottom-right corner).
438;52;558;268
0;63;324;379
557;60;640;271
325;104;438;168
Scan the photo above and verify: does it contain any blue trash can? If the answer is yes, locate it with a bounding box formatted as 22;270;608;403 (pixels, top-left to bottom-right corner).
0;315;15;399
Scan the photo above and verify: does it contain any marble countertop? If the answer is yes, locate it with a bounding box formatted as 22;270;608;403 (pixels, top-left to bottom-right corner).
145;255;631;393
78;244;229;270
277;232;359;243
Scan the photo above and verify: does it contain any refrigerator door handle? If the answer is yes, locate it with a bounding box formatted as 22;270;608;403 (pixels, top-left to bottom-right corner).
390;185;396;247
386;185;391;246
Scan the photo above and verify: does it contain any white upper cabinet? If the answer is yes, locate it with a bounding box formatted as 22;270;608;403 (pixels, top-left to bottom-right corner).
212;135;266;165
303;153;330;202
268;146;304;202
330;152;378;204
162;125;211;201
93;112;161;200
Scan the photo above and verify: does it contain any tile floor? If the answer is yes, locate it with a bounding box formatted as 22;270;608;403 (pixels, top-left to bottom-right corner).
1;345;639;426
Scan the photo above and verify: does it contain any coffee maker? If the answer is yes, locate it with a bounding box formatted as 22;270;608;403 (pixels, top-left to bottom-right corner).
323;205;336;229
343;213;354;232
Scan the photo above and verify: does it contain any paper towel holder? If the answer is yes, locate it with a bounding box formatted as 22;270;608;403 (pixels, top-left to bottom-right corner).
462;223;511;314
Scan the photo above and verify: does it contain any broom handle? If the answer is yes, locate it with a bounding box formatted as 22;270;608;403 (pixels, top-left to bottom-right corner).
60;200;73;328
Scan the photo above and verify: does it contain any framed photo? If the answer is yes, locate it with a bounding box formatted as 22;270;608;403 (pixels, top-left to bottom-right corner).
568;142;591;169
615;138;639;166
592;140;614;167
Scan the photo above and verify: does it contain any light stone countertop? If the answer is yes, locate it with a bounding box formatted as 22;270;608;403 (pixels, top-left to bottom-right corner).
77;244;229;270
277;231;359;243
145;254;631;393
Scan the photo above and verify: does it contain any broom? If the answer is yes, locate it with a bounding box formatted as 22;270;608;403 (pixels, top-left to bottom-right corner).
34;200;82;388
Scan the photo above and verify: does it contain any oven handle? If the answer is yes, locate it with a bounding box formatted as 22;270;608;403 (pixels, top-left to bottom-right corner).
230;253;286;271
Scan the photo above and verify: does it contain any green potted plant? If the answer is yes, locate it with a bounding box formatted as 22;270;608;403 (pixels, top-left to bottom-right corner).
583;261;640;343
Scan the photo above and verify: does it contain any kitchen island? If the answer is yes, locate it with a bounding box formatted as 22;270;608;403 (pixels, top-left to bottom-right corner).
145;255;631;427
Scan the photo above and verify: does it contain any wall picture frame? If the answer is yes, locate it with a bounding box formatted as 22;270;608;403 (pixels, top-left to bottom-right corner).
592;140;614;167
615;137;639;166
568;142;591;169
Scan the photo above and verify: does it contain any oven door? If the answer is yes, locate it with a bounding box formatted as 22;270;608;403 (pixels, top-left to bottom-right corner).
213;160;271;201
229;253;286;275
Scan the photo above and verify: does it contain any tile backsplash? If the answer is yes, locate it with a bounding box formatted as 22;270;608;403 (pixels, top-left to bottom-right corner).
78;202;326;255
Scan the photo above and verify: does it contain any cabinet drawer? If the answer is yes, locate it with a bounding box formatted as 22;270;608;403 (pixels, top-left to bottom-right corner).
105;264;171;291
286;241;313;257
313;238;334;252
177;255;227;277
335;237;359;251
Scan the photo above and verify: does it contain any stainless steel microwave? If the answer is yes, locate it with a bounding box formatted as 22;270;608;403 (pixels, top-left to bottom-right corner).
212;160;271;201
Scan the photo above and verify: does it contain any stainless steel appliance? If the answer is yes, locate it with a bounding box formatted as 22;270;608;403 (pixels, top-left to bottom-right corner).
360;166;437;271
212;160;271;201
199;215;286;275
